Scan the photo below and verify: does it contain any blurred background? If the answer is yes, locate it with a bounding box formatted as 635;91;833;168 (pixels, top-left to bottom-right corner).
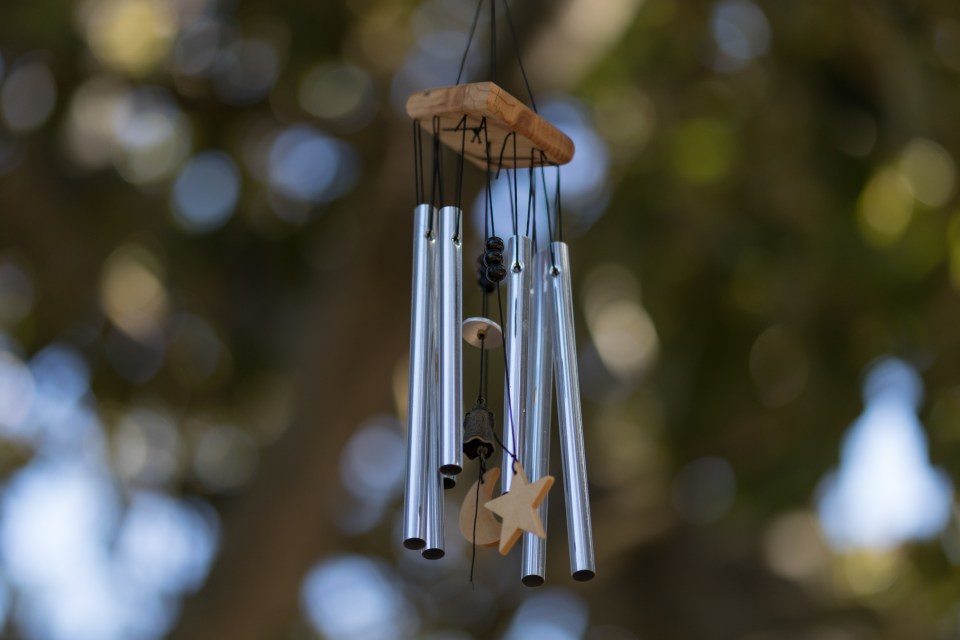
1;0;960;638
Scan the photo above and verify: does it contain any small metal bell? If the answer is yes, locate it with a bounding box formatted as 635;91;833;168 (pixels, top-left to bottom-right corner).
463;400;497;460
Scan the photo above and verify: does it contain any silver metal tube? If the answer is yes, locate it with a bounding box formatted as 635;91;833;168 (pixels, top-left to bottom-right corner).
548;242;596;581
521;248;554;586
402;204;435;550
422;338;445;559
438;206;463;476
502;235;533;494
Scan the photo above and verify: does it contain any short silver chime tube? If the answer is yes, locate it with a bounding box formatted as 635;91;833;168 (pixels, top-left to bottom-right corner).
502;234;533;494
548;242;596;581
438;206;463;477
402;203;436;550
521;248;554;586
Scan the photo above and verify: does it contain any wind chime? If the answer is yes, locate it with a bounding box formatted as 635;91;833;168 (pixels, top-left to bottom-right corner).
401;0;595;585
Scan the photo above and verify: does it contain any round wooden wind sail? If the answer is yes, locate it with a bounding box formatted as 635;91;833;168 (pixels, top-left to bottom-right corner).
406;82;575;170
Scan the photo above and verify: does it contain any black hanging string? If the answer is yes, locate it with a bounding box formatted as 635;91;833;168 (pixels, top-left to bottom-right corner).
455;115;469;234
430;117;444;236
495;282;520;472
479;118;519;471
501;0;538;113
505;169;514;235
538;158;553;235
456;0;485;84
538;150;559;270
489;0;497;83
469;455;487;586
454;0;537;117
476;333;486;402
492;431;518;468
413;120;424;204
512;131;519;232
481;295;491;399
482;120;497;238
525;148;536;238
556;162;564;243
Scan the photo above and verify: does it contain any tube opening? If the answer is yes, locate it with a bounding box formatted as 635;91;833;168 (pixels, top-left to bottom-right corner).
403;537;427;551
521;575;545;587
439;463;463;476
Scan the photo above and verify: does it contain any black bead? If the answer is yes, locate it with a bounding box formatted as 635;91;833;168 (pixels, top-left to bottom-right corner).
485;236;504;252
483;250;503;266
486;263;507;283
476;251;499;292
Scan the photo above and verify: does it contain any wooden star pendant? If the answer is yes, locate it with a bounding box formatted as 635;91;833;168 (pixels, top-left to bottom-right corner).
459;466;502;547
484;462;554;555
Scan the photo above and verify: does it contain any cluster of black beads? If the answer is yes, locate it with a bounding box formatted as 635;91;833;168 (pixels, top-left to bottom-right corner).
476;236;506;293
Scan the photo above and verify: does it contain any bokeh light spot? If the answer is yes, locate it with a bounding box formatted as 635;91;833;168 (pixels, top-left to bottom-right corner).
935;20;960;72
300;555;417;640
100;244;169;341
192;424;258;491
299;62;376;131
711;0;771;71
672;456;736;524
749;324;809;407
856;167;914;247
588;300;658;381
105;326;166;384
166;313;225;387
593;86;656;160
171;151;240;234
0;259;35;326
82;0;176;77
267;126;359;221
840;550;906;596
817;358;953;551
0;347;35;432
114;405;180;486
63;75;129;170
0;133;24;175
213;38;281;105
669;117;736;184
26;344;98;453
898;138;956;208
114;491;218;594
173;18;230;78
1;460;119;591
503;589;588;640
948;212;960;291
762;511;829;582
0;59;57;133
110;87;191;185
340;417;405;498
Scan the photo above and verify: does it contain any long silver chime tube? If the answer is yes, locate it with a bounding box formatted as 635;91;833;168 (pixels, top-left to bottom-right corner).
502;235;533;493
422;332;445;559
402;204;436;550
548;242;596;581
438;206;463;476
521;248;554;586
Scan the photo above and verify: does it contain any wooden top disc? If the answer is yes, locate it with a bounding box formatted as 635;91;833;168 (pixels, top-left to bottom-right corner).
406;82;575;170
